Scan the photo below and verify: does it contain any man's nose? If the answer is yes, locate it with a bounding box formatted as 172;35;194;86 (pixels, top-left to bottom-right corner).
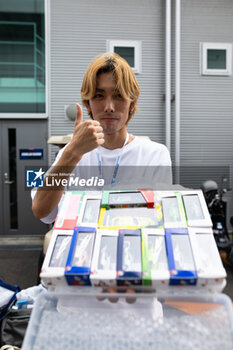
104;97;115;113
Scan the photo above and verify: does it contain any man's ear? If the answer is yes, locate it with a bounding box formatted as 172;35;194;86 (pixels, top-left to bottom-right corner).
126;102;136;125
129;102;135;115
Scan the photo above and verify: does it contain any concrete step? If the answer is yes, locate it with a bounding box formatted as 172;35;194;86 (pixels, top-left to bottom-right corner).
0;235;44;248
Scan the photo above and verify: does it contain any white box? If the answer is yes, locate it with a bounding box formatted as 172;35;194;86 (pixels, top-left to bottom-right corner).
77;192;102;227
40;229;73;287
189;227;226;291
141;228;170;288
90;229;118;288
181;190;212;227
157;191;187;228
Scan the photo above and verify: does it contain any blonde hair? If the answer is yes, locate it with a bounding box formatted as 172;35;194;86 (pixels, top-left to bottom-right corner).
81;52;140;122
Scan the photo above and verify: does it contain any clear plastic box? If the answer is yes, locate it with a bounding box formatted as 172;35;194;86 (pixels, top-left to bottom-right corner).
22;290;233;350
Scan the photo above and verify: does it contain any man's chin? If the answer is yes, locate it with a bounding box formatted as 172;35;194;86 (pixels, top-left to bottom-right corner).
100;123;117;133
103;129;117;135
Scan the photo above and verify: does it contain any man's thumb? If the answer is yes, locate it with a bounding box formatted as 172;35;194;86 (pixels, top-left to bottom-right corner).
75;103;83;127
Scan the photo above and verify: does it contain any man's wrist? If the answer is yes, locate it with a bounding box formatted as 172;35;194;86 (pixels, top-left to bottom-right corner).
61;143;82;166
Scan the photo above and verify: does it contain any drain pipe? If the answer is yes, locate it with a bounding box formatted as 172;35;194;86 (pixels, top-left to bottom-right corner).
165;0;171;152
175;0;181;183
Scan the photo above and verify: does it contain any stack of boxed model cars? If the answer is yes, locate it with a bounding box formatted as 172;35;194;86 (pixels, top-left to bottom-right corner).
40;189;226;292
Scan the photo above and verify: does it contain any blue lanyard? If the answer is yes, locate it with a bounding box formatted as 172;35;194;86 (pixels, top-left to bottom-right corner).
97;133;129;185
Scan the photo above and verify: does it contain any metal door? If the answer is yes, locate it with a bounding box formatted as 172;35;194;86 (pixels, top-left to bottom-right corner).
0;120;48;235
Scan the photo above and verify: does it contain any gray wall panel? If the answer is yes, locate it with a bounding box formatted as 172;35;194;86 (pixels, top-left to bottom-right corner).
181;0;233;165
178;0;233;189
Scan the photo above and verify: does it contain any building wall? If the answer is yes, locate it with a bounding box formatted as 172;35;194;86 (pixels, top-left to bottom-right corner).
177;0;233;188
49;0;166;162
168;0;233;232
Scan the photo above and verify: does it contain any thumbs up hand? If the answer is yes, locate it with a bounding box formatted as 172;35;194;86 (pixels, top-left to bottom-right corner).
74;103;84;127
65;103;105;164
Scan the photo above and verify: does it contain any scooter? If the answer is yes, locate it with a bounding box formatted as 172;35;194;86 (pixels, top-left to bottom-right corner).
201;180;233;266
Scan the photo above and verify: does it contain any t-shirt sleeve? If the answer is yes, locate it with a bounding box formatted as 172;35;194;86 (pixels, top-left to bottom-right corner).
30;146;66;224
155;144;173;185
159;144;172;166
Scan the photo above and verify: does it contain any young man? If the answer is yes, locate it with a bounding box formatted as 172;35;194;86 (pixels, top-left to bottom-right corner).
32;52;172;224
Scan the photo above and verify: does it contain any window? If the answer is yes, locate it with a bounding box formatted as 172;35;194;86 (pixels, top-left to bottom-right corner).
0;0;46;117
107;40;142;74
201;43;232;76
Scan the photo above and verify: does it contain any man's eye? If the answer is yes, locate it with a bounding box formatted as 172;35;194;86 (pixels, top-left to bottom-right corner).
94;93;103;98
115;93;123;99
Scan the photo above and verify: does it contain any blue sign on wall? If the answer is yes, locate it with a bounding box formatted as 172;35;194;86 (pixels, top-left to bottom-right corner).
20;149;43;160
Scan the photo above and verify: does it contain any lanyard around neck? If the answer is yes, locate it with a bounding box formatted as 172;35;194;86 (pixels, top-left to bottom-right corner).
97;133;129;185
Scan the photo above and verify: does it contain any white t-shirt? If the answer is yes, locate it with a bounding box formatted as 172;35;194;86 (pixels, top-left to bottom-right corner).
32;136;172;224
68;136;171;167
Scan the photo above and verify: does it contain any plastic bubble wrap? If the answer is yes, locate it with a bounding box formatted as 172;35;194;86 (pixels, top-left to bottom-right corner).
23;292;233;350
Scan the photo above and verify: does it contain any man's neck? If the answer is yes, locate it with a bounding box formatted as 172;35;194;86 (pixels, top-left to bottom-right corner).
102;129;128;150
